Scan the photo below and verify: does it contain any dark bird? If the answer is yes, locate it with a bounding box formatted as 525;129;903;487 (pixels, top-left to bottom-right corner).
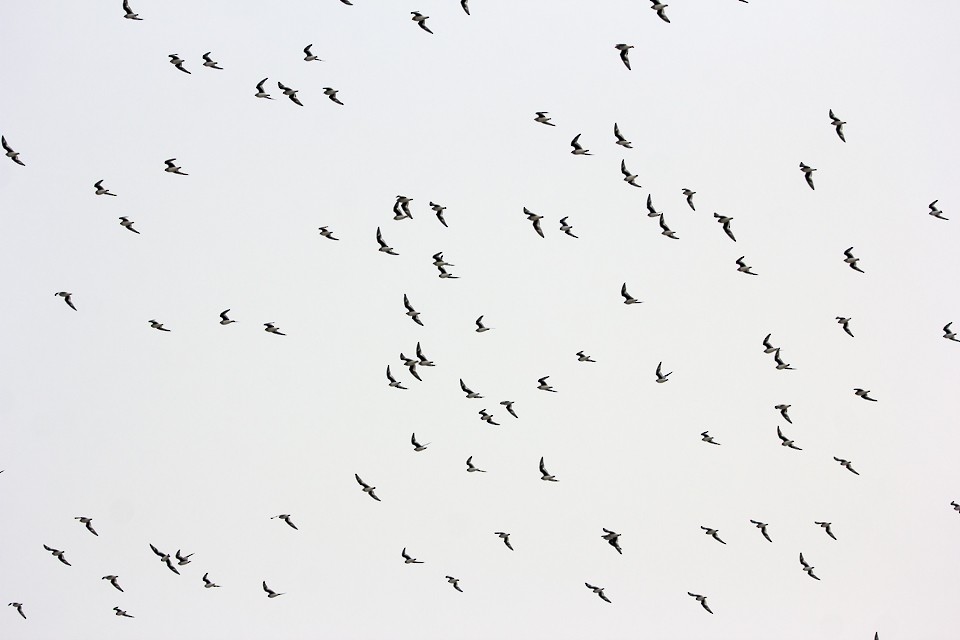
416;342;434;367
601;528;622;554
736;256;757;275
402;548;424;563
500;400;518;418
495;532;514;550
122;0;142;20
323;88;343;105
175;550;193;566
219;309;235;325
950;501;960;513
202;52;223;69
376;227;399;255
429;202;448;227
570;133;592;155
843;247;864;273
149;544;180;574
411;11;433;33
263;322;285;335
613;123;632;148
277;82;303;106
777;425;802;450
833;456;860;475
828;109;846;142
479;409;499;426
539;456;558;481
94;179;117;196
75;516;98;536
854;388;877;401
621;160;641;187
102;575;123;592
714;213;736;241
775;404;792;424
650;1;671;23
799;553;820;580
262;581;284;598
168;54;191;74
255;78;273;99
701;431;720;445
762;334;779;354
148;319;169;332
659;214;679;240
8;603;26;619
411;433;429;452
682;188;696;211
537;376;557;392
475;316;491;332
113;606;134;618
655;362;672;383
55;291;77;311
460;379;483;399
164;158;188;175
2;136;24;166
646;194;660;217
700;526;725;544
446;576;463;592
534;111;555;126
928;200;948;220
524;207;545;238
773;349;795;370
393;196;412;220
466;456;487;473
750;520;772;542
119;216;140;234
576;350;596;363
688;592;713;614
559;217;579;238
386;366;407;390
271;514;298;530
799;162;816;190
815;521;836;540
304;44;321;62
836;317;854;337
400;353;422;381
944;322;960;342
615;44;633;70
460;0;470;15
585;583;611;603
202;573;221;588
355;474;381;501
621;283;641;304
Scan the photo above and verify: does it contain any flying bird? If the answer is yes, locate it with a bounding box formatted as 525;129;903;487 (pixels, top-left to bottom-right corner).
355;474;381;501
621;283;641;304
55;291;77;311
94;180;117;196
854;388;877;401
264;322;285;335
386;366;407;390
687;592;713;614
773;349;795;370
148;320;170;332
271;514;298;530
762;334;779;354
799;553;820;580
620;160;641;187
833;456;860;475
2;136;24;166
255;78;273;99
750;520;772;542
262;581;284;598
411;433;429;452
601;528;623;554
559;217;579;238
446;576;463;592
944;322;960;341
376;227;399;255
122;0;142;20
466;456;487;473
8;603;25;619
534;112;555;126
277;82;303;106
650;1;671;23
615;44;634;70
168;54;191;74
585;583;611;603
102;575;123;592
433;252;454;269
323;87;343;105
655;362;672;383
775;404;792;424
219;309;235;325
149;544;180;574
736;256;757;275
523;207;544;237
701;431;720;445
411;11;433;33
835;317;854;337
175;550;193;566
479;409;499;426
500;400;518;418
429;202;448;227
777;425;802;450
401;548;424;563
815;521;837;540
495;532;514;550
113;606;134;618
164;158;188;175
74;516;98;536
202;573;221;588
415;342;434;367
799;162;816;190
700;527;726;544
682;189;696;211
645;194;660;217
950;501;960;513
539;456;558;481
843;247;864;273
119;216;140;234
395;196;415;219
613;123;633;148
928;200;948;220
437;265;459;279
202;52;223;69
537;376;557;392
828;109;846;142
460;379;483;398
714;213;736;241
303;44;320;62
576;350;596;363
570;134;591;155
658;214;679;240
400;353;422;381
460;0;470;15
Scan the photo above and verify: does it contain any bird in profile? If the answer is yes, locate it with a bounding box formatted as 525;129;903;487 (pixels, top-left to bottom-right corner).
411;11;433;33
601;528;622;554
168;54;191;74
55;291;77;311
102;575;123;592
750;520;772;542
2;136;24;166
659;214;679;240
944;322;960;341
833;456;860;475
854;388;877;401
202;573;221;588
682;189;696;211
736;256;758;275
8;603;26;619
429;202;448;227
149;544;180;574
446;576;463;592
113;606;134;618
466;456;486;473
799;553;820;580
815;521;837;540
460;379;483;398
537;376;556;392
828;109;846;142
376;227;399;255
775;404;792;424
495;532;514;550
621;283;641;304
585;583;611;603
615;44;634;70
264;322;285;335
410;433;429;451
687;592;713;614
122;0;142;20
119;216;140;234
75;516;98;536
524;207;545;237
655;362;672;383
799;162;816;190
415;342;434;367
773;349;795;370
271;514;298;530
219;309;235;325
843;247;864;273
355;474;381;501
479;409;499;426
255;78;273;99
148;320;170;332
202;52;223;69
620;160;641;187
437;265;459;279
714;213;736;241
701;431;720;445
534;111;555;126
646;194;660;217
576;350;596;363
700;527;726;544
570;134;592;155
777;426;802;450
836;317;854;337
164;158;188;175
433;252;454;270
175;550;193;566
263;581;284;598
94;180;117;196
928;200;948;220
762;334;779;354
559;217;579;238
613;123;633;148
950;501;960;513
500;400;518;419
539;457;558;481
277;82;303;106
323;88;343;105
401;548;424;564
303;44;320;62
650;1;671;23
386;366;407;390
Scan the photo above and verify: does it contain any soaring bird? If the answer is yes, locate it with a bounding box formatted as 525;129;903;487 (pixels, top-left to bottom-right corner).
164;158;188;175
615;44;634;70
682;189;696;211
601;528;622;554
570;134;591;155
762;334;779;354
950;501;960;513
168;54;191;74
386;366;406;390
271;514;298;530
700;527;725;544
613;123;633;148
119;216;140;234
799;553;820;580
437;265;459;279
773;349;795;370
303;44;321;62
843;247;864;273
500;400;518;418
714;213;736;241
219;309;235;325
701;431;720;445
102;575;123;592
750;520;772;542
429;202;448;227
646;194;660;217
415;342;434;367
277;82;303;106
854;388;877;401
433;252;454;269
777;425;802;450
559;217;579;238
736;256;758;275
585;583;611;603
537;376;557;392
479;409;499;426
75;516;98;536
202;573;221;588
263;322;285;335
621;160;641;187
815;521;837;540
928;200;948;220
376;227;399;255
8;603;26;619
411;433;429;452
122;0;142;20
411;11;433;33
576;351;596;363
534;112;555;126
175;550;193;566
262;581;284;598
148;320;169;332
255;78;273;99
475;316;491;332
828;109;846;142
650;1;671;23
495;532;514;550
94;180;117;196
944;322;960;341
688;592;713;614
775;404;792;424
836;317;854;337
799;162;816;190
55;291;77;311
113;606;134;617
323;88;344;105
523;207;545;237
202;52;223;69
355;474;381;501
621;283;641;304
833;456;860;475
446;576;463;592
401;548;424;563
149;544;180;574
539;457;558;481
2;136;24;166
393;195;411;220
466;456;487;472
460;379;483;398
659;214;679;240
655;362;672;383
400;353;421;382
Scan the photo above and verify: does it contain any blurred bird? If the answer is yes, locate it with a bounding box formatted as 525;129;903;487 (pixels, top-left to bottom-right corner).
539;457;558;481
854;388;877;401
762;334;779;354
479;409;499;426
773;349;795;370
202;573;221;588
736;256;757;275
304;44;320;62
264;323;285;335
323;88;343;105
446;576;463;592
576;351;596;363
777;426;802;450
750;520;772;542
278;82;303;106
168;54;191;73
219;309;235;325
164;158;188;175
119;216;140;234
411;433;429;451
149;544;180;574
386;366;407;390
148;320;170;332
94;180;117;196
376;227;399;255
355;474;381;501
775;404;792;424
651;1;671;23
688;592;713;614
701;431;720;445
500;400;518;418
524;207;545;237
534;112;555;126
601;528;623;554
411;11;433;33
560;217;579;238
102;575;123;592
613;123;633;148
799;553;820;580
537;376;556;392
570;134;591;155
466;456;486;472
460;379;483;398
585;583;611;603
655;362;672;383
55;291;77;311
828;109;846;142
429;202;448;227
113;606;134;618
615;44;634;70
621;160;641;187
659;214;679;240
944;322;959;341
799;162;816;189
271;514;298;530
2;136;24;166
836;317;854;337
843;247;864;273
473;315;489;331
682;189;696;210
833;456;860;475
175;550;193;566
122;0;142;20
75;516;98;536
621;283;641;304
815;521;836;540
928;200;948;220
8;603;25;619
495;532;514;550
700;527;725;544
255;78;273;99
402;548;424;563
714;213;736;241
202;52;223;69
262;581;284;598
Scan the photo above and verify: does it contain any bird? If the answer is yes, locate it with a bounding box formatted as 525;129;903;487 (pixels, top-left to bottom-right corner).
714;213;736;241
646;194;660;217
585;583;611;603
750;520;772;542
655;362;672;383
799;553;820;580
500;400;518;418
415;342;434;367
613;123;633;148
682;189;696;211
621;283;642;304
773;349;795;370
175;550;193;566
386;366;407;390
393;196;412;220
303;44;320;62
479;409;500;426
401;548;424;563
102;575;123;592
460;0;470;15
113;606;134;618
576;350;596;363
262;581;284;598
834;316;854;337
94;179;117;196
762;334;779;353
559;217;579;238
537;376;557;392
2;136;24;166
411;433;429;452
495;532;514;550
700;527;726;544
570;134;592;155
119;216;140;234
854;388;877;402
651;1;671;23
944;322;960;341
775;404;792;424
950;501;960;513
218;309;235;325
202;52;223;69
815;521;837;540
376;227;399;255
437;265;459;279
54;291;77;311
446;576;463;592
168;54;191;74
843;247;864;273
149;544;180;574
928;200;948;220
122;0;142;20
411;11;433;33
277;82;303;106
799;162;816;190
148;320;169;332
429;202;448;227
8;603;26;619
460;379;483;399
777;426;802;450
615;44;634;70
601;528;622;554
323;88;343;105
539;456;558;481
534;111;555;126
701;431;720;445
736;256;758;275
271;514;298;530
74;516;98;536
264;322;285;335
828;109;846;142
254;78;273;99
523;207;545;238
164;158;188;175
202;573;220;588
833;456;860;475
620;160;642;187
399;353;422;382
688;592;713;614
355;474;381;501
466;456;487;473
657;214;679;240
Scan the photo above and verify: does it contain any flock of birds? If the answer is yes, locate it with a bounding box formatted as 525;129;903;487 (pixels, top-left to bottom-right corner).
2;1;956;637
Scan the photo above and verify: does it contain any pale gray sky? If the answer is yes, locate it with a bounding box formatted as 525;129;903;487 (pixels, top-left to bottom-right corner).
2;1;960;638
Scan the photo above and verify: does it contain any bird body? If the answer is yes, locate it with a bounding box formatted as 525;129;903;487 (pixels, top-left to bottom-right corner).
570;134;591;155
55;291;77;311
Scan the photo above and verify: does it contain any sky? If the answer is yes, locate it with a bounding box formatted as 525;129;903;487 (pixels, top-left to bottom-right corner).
2;0;960;638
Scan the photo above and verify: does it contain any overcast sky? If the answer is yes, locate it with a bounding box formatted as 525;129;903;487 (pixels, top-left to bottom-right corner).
2;1;960;638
